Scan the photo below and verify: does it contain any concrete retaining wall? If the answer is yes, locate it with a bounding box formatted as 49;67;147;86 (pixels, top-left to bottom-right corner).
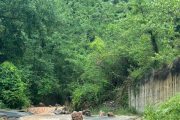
129;73;180;113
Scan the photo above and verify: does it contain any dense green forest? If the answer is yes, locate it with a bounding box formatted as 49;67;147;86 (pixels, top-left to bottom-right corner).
0;0;179;110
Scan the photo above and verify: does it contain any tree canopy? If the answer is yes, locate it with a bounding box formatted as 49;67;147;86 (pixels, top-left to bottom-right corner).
0;0;179;109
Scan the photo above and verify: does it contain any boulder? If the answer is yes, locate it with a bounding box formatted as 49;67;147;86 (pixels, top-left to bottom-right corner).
55;103;61;107
60;110;65;114
30;105;34;107
82;109;91;116
39;102;45;107
71;111;83;120
49;105;53;107
54;110;61;115
99;110;106;116
107;112;114;117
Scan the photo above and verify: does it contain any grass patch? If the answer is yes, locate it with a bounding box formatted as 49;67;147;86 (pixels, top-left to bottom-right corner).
90;105;137;116
91;105;112;115
144;94;180;120
115;107;137;116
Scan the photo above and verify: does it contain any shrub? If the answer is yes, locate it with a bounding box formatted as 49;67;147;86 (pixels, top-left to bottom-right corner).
0;62;30;109
0;100;6;109
144;94;180;120
72;83;100;110
91;105;112;115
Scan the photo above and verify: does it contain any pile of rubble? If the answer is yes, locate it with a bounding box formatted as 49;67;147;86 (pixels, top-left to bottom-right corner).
28;102;116;120
27;103;72;115
71;109;115;120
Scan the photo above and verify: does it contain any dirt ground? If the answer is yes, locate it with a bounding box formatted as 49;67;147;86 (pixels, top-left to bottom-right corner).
21;114;138;120
0;109;139;120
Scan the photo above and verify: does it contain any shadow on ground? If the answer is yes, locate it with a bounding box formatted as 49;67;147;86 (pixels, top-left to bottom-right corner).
0;110;33;118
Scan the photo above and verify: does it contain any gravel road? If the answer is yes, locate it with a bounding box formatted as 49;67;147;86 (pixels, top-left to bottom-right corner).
0;109;33;118
22;115;137;120
0;109;138;120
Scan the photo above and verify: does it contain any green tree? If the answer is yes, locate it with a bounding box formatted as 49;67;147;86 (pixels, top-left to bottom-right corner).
0;62;29;108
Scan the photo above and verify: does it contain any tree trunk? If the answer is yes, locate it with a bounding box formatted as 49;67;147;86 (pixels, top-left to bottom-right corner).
149;30;159;67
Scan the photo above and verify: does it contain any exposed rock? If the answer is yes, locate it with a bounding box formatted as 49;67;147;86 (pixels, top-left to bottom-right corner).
82;109;91;116
39;102;45;107
62;106;67;111
60;110;65;114
107;112;114;117
30;105;34;108
55;103;61;107
54;110;61;115
61;105;73;114
49;105;52;107
54;109;71;114
99;110;106;116
64;111;71;114
71;111;83;120
27;107;63;114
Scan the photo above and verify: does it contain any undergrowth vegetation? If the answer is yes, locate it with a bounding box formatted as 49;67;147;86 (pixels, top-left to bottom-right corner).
72;84;100;110
91;105;137;115
144;94;180;120
0;62;30;109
